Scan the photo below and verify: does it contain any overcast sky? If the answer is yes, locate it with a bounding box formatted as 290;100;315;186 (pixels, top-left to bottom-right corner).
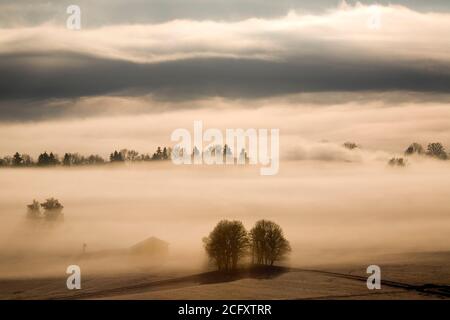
0;1;449;121
1;1;450;27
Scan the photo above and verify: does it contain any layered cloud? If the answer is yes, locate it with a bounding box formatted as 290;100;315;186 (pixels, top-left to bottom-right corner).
1;0;450;27
0;3;449;120
2;4;450;63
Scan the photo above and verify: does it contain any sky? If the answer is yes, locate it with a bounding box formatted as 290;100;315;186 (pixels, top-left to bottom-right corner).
0;1;449;155
1;1;450;27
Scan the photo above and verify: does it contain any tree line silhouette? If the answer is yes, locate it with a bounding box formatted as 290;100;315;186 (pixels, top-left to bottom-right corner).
0;144;250;167
0;147;173;167
1;142;448;167
203;219;291;272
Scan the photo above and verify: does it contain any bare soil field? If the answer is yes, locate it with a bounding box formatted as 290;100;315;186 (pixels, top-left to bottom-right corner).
1;251;448;300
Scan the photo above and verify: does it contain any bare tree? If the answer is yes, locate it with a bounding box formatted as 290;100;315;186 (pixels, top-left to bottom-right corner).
427;142;447;160
203;220;249;271
21;154;34;166
404;142;424;155
250;220;291;266
120;149;139;161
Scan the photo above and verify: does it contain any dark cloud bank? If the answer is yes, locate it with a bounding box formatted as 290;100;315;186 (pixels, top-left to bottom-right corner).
0;50;449;120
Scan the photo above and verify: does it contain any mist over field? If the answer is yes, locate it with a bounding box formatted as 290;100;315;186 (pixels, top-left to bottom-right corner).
1;156;450;278
1;97;450;279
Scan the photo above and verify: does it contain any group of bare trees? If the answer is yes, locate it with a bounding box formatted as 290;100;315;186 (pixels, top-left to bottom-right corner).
63;153;105;166
27;198;64;221
341;141;449;167
388;142;450;167
109;148;172;162
203;220;291;272
188;144;250;164
405;142;448;160
388;157;406;167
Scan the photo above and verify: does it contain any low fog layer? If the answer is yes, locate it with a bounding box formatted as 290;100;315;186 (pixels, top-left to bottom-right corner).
1;158;450;278
1;94;450;278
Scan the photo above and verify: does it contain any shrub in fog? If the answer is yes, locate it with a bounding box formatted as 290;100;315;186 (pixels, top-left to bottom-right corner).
40;198;64;221
26;200;41;219
343;142;359;150
388;157;406;167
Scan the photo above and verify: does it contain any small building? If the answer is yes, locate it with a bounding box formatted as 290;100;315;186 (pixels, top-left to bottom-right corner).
128;236;169;257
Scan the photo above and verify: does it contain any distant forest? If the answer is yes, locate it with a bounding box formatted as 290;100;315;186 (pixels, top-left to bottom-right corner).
0;142;447;167
0;147;172;167
0;144;247;167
